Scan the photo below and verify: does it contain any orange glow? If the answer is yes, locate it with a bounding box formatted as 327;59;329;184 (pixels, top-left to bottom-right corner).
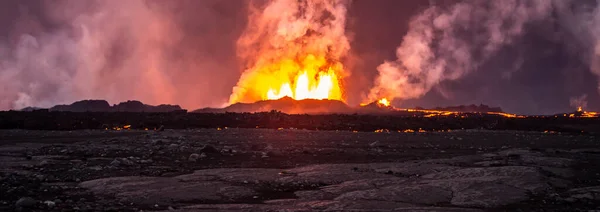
230;54;344;103
377;98;391;107
266;66;341;101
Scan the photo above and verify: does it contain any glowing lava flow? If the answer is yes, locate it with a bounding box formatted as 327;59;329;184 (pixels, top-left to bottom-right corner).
265;65;341;101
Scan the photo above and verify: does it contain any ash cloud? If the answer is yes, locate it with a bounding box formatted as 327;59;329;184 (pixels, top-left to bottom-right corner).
0;0;245;110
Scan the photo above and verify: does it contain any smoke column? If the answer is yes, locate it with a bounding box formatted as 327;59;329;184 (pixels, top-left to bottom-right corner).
0;0;243;110
570;94;588;110
366;0;556;103
228;0;351;104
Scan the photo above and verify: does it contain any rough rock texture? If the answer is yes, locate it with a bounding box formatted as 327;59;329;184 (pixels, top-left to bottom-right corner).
79;150;575;210
1;129;599;211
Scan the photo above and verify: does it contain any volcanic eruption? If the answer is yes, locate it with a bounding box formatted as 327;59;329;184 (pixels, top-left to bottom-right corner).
228;0;350;104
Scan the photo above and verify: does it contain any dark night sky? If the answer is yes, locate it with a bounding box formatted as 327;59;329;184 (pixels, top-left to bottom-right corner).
0;0;598;115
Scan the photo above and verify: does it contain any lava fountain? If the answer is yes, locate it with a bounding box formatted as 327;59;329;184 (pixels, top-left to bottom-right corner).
228;0;350;104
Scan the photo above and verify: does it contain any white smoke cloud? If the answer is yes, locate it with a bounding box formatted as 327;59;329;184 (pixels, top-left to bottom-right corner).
367;0;556;103
570;94;588;110
0;0;243;110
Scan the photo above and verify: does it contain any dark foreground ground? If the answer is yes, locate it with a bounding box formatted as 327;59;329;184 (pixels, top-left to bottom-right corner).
1;128;600;211
3;111;600;133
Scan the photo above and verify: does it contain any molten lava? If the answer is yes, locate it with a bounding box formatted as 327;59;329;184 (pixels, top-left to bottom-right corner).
377;98;391;107
265;61;342;101
231;54;344;103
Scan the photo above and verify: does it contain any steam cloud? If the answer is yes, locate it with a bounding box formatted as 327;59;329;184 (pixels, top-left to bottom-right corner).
228;0;351;104
366;0;600;106
570;94;588;110
0;0;242;110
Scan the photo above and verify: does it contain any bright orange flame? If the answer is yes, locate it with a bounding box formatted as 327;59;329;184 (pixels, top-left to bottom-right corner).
266;68;341;101
377;98;391;107
230;54;344;103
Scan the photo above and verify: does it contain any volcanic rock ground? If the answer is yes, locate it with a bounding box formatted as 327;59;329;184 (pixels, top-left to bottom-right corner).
1;128;600;211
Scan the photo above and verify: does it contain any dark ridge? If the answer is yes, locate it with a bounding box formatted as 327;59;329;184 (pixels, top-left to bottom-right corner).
30;100;184;113
428;104;504;113
193;97;353;114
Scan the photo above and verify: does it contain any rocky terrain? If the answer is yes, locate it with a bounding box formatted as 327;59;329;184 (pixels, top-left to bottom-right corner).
1;128;599;211
2;110;600;133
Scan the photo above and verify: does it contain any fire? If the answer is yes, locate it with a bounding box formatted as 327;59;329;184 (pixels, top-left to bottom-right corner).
231;54;344;103
263;56;342;101
228;0;350;104
377;98;391;107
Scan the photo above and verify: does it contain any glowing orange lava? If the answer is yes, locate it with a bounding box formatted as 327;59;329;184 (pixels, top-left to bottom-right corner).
377;98;391;107
230;54;344;103
266;68;341;101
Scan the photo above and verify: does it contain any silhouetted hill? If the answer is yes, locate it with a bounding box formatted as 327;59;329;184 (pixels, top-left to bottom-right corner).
47;100;182;112
193;97;353;114
51;100;111;112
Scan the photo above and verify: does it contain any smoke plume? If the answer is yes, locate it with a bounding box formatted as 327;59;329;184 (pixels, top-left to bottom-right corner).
570;94;588;110
228;0;351;104
0;0;244;110
366;0;555;103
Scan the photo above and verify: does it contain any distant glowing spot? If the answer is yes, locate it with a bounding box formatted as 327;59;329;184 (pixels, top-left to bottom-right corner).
377;98;390;107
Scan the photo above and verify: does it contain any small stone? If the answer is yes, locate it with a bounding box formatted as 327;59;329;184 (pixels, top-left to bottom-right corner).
199;153;207;158
261;152;269;158
43;200;56;207
39;160;49;166
88;166;103;171
168;206;175;210
15;197;36;208
199;145;219;153
369;141;379;147
188;153;200;162
120;158;134;166
151;139;164;145
110;159;121;166
168;144;179;150
139;159;153;164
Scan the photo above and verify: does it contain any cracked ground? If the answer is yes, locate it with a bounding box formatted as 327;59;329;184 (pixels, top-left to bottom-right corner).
1;128;600;211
